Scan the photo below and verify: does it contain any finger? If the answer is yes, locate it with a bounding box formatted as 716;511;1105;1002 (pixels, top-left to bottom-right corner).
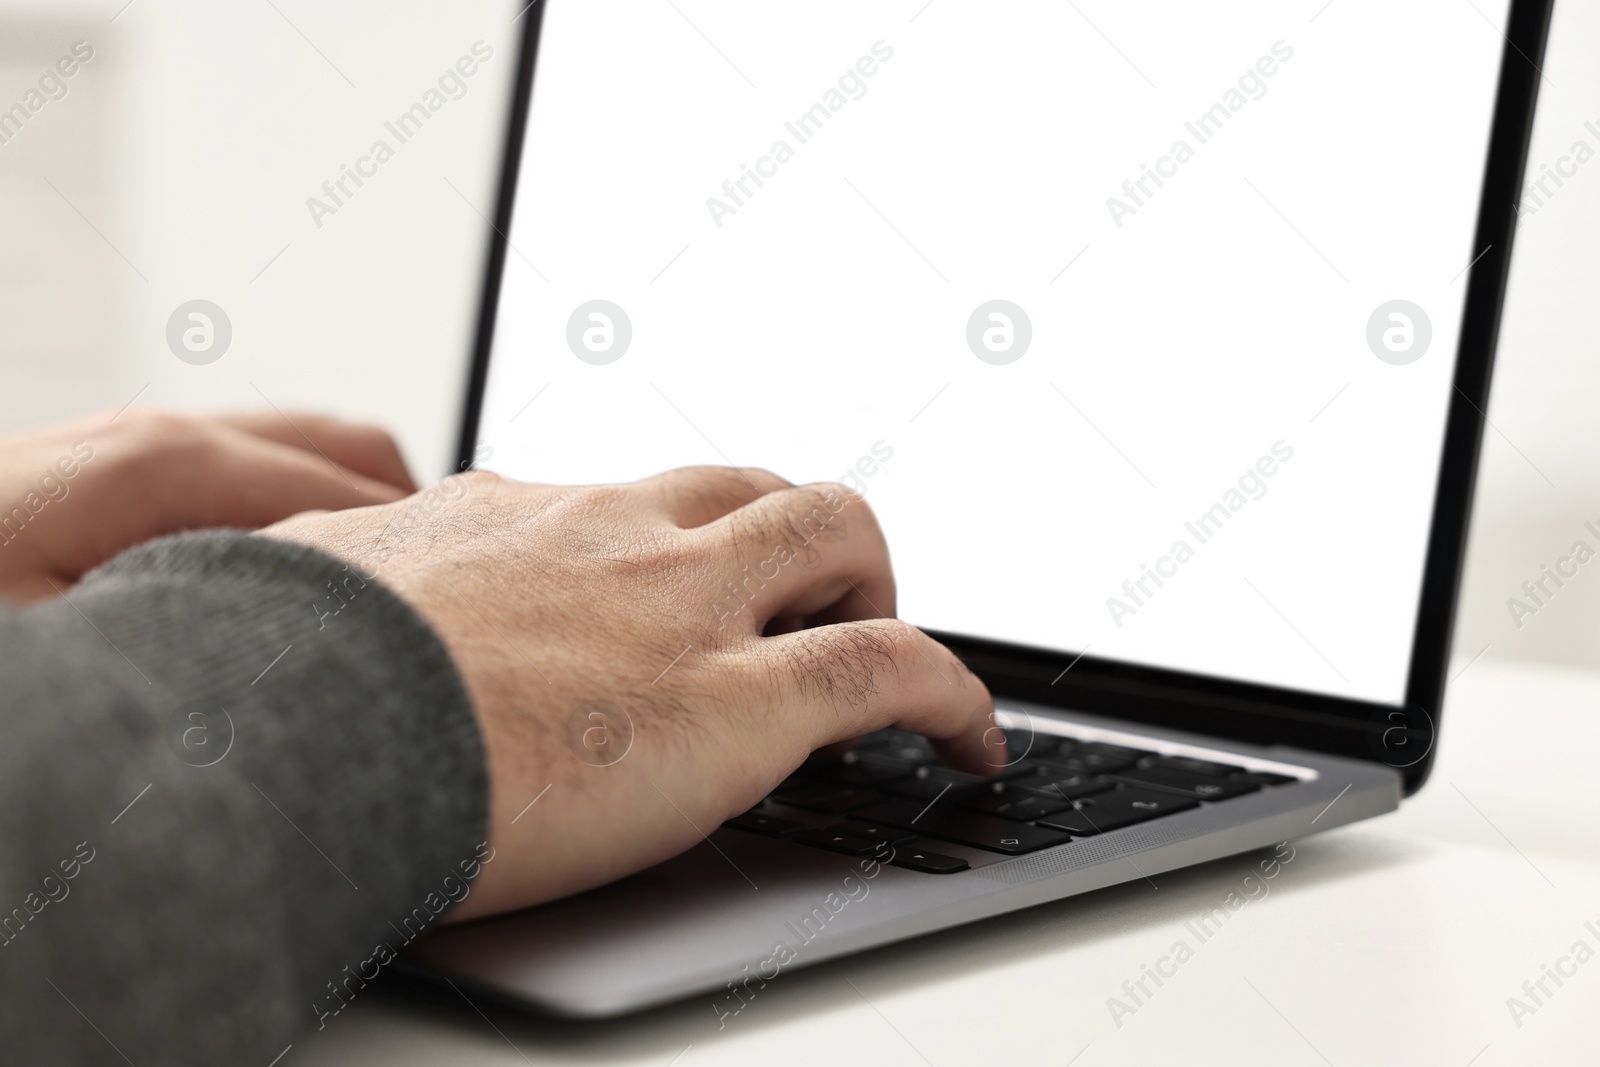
217;412;417;493
630;466;791;528
759;620;999;773
21;419;410;583
180;427;409;523
698;483;893;631
85;426;405;558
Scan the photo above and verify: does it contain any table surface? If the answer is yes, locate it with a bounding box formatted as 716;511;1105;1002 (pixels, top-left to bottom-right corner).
298;656;1600;1066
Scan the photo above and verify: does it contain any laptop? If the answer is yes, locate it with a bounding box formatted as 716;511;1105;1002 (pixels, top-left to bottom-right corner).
412;0;1553;1017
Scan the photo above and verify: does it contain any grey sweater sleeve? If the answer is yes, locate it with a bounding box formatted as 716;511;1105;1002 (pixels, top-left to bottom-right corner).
0;531;489;1065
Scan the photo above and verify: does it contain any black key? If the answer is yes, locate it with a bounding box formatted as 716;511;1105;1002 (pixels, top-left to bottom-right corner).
854;730;935;765
1000;728;1050;761
889;848;970;874
1007;764;1116;801
856;799;1072;855
962;788;1071;821
885;777;970;801
772;783;883;814
1037;742;1152;774
885;766;999;801
1230;771;1297;786
770;774;816;799
1037;788;1197;835
1107;766;1261;801
1141;754;1246;777
775;770;819;793
851;797;960;830
832;820;919;846
724;812;804;837
995;758;1052;781
807;751;916;787
793;829;887;856
1008;736;1074;765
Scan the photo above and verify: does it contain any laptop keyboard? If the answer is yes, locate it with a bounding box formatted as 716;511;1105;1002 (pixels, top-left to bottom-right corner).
723;727;1297;874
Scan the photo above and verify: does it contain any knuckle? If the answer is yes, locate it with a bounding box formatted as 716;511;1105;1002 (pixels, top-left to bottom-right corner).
816;480;879;529
661;466;793;514
283;411;331;433
121;410;212;463
766;483;850;541
737;467;792;491
559;488;700;574
628;531;694;575
572;483;634;517
661;464;724;481
122;408;192;440
352;421;400;452
796;481;852;511
444;468;501;493
781;620;917;710
805;480;861;520
869;617;927;662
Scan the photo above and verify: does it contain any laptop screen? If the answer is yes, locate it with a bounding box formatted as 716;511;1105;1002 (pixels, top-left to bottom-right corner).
470;0;1510;706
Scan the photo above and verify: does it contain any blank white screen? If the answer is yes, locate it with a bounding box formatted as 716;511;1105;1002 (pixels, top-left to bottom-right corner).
475;0;1509;704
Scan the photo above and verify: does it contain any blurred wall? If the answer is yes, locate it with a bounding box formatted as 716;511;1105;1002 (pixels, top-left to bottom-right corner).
1453;0;1600;675
0;0;518;477
1;0;1598;678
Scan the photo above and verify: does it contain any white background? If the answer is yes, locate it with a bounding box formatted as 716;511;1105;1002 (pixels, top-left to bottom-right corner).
477;0;1504;703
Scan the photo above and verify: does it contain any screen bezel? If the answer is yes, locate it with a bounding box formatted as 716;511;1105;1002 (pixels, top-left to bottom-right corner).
456;0;1556;795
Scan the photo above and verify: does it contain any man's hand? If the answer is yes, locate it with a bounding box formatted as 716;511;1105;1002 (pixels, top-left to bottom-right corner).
0;410;415;602
260;467;1000;920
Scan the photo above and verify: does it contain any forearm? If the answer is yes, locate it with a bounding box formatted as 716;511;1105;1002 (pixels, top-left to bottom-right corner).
0;532;488;1063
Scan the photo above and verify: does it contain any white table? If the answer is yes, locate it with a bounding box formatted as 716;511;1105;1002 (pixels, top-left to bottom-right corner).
300;656;1599;1065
